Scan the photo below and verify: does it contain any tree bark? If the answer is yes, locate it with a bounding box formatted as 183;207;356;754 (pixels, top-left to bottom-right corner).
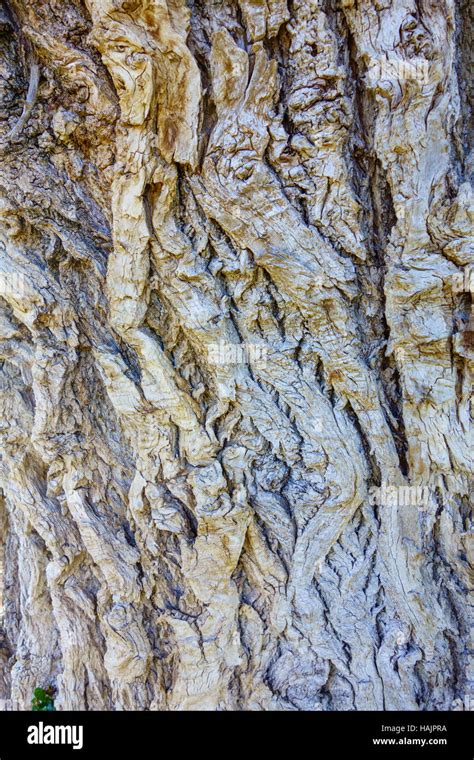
0;0;471;711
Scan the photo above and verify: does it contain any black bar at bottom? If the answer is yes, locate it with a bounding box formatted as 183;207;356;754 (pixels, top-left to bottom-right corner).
0;710;471;758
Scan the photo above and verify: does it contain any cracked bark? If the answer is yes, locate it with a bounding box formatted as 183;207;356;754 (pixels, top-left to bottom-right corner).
0;0;471;711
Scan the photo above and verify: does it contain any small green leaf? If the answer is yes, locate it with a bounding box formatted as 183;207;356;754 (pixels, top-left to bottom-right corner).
31;686;56;712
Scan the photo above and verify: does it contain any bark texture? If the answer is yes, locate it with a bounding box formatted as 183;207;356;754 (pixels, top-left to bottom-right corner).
0;0;472;711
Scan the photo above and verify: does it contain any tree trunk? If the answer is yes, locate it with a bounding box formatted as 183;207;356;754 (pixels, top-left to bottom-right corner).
0;0;471;711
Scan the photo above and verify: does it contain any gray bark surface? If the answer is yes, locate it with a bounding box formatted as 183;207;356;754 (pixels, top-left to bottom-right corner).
0;0;472;711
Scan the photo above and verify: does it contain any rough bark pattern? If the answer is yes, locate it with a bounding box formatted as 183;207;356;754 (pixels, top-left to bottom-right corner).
0;0;472;711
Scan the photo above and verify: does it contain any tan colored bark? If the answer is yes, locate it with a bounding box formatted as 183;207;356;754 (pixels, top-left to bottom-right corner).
0;0;471;710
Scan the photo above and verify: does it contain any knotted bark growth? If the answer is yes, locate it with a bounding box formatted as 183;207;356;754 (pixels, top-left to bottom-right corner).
0;0;471;711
